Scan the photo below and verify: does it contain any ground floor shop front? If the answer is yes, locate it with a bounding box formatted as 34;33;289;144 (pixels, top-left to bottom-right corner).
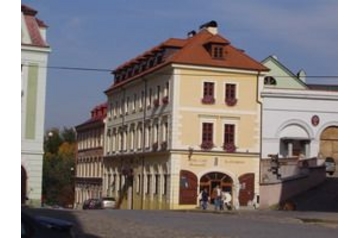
102;150;260;210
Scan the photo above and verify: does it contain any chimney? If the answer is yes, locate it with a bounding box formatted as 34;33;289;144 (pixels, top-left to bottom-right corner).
199;20;218;35
187;30;196;38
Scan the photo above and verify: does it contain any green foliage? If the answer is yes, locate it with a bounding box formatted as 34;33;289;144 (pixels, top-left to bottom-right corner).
42;127;76;207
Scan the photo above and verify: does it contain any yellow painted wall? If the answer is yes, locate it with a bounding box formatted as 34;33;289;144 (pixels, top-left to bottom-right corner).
178;68;258;110
176;68;260;151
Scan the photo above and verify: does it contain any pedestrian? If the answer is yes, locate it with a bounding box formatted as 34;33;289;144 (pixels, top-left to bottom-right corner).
200;188;209;210
220;192;226;210
212;185;222;210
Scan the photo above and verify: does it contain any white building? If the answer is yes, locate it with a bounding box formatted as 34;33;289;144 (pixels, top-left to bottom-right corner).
261;56;338;167
21;5;51;206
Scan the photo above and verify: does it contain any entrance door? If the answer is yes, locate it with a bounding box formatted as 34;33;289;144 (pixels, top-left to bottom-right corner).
200;172;233;204
238;173;255;206
320;126;338;170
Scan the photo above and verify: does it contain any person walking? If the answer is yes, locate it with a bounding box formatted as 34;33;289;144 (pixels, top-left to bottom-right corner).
200;188;209;210
212;185;222;210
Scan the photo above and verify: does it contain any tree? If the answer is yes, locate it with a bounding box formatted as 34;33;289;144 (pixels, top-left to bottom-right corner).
42;127;76;207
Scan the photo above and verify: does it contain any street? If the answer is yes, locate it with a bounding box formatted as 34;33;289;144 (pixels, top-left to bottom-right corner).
23;208;337;238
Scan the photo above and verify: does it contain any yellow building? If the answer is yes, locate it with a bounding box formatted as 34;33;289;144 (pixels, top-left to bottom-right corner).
104;21;269;210
75;103;107;207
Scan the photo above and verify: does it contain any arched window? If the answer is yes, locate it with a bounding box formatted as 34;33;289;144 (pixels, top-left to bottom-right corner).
264;76;277;85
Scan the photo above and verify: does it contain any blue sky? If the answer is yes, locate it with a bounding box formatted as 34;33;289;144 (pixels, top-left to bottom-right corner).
21;0;338;130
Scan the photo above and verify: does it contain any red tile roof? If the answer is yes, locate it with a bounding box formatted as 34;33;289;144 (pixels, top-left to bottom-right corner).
21;4;49;47
106;28;268;93
75;103;108;129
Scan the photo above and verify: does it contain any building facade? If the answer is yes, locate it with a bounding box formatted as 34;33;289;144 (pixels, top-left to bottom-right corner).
103;21;269;210
260;56;338;174
21;5;51;206
74;103;107;207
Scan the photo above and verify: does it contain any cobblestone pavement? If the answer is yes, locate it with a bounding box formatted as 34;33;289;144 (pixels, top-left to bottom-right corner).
23;208;337;238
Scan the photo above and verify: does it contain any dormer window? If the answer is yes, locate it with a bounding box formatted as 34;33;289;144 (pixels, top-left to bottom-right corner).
133;64;139;75
148;58;155;68
213;46;224;59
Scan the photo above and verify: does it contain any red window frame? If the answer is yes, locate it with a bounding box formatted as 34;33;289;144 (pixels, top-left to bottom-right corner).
202;123;213;143
225;84;236;99
224;124;235;144
201;123;214;150
203;82;214;97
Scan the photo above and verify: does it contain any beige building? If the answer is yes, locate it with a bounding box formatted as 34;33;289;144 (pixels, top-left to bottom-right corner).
74;103;107;207
103;21;269;210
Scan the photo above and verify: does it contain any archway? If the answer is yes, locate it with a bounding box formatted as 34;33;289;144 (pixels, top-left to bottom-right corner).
199;172;233;204
21;166;27;204
320;126;338;169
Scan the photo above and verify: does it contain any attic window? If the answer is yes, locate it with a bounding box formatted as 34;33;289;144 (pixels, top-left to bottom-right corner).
212;45;224;59
264;76;277;85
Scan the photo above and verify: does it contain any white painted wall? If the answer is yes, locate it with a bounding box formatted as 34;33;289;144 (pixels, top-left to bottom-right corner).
21;46;50;206
261;88;338;159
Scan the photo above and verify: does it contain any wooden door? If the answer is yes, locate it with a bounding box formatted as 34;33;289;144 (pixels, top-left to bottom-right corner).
238;173;255;206
179;170;198;204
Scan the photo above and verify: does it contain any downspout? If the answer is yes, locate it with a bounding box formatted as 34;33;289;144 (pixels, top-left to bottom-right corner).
256;71;263;206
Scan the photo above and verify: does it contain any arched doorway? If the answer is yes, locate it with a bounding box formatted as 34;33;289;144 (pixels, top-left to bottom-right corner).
320;126;338;171
199;172;233;204
21;166;27;204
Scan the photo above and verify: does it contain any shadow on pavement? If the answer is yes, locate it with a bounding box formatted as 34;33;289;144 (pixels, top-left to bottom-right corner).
290;177;338;212
22;206;100;238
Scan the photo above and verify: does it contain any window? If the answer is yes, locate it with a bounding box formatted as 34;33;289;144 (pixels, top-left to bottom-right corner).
201;123;214;150
146;174;151;194
145;125;151;149
224;124;236;152
213;46;224;59
140;91;144;109
264;76;277;85
161;121;168;150
136;175;141;194
155;174;160;194
225;84;237;106
130;127;135;151
137;126;142;150
152;123;159;151
162;82;169;104
180;176;189;188
163;174;168;195
148;88;152;107
157;85;161;101
133;94;137;112
125;97;129;114
119;130;123;152
123;129;128;151
202;82;215;104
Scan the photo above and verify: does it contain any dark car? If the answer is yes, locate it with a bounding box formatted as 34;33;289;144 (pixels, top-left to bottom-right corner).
325;157;336;176
22;210;75;238
82;198;102;210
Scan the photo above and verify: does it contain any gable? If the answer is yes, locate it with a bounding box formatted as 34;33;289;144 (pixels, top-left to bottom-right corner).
262;56;307;89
